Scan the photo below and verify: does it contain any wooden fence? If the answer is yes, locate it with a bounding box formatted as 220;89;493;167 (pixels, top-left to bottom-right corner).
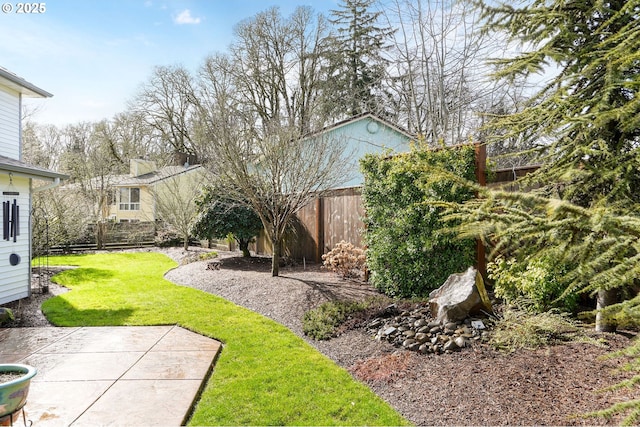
255;144;539;276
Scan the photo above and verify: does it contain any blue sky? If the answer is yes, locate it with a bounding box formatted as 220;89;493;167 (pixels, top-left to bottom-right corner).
0;0;337;127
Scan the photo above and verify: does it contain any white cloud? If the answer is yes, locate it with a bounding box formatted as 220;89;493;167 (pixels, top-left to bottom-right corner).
174;9;201;25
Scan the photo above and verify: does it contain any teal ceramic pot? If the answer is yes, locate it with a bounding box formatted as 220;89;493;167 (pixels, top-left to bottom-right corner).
0;364;37;418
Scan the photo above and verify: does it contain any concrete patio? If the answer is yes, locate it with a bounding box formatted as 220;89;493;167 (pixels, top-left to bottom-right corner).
0;325;222;426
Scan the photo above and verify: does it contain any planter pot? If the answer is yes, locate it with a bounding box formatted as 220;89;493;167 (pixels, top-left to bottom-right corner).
0;364;37;420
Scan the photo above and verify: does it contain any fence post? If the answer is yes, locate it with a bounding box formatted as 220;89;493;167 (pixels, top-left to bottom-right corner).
315;196;324;263
475;142;487;279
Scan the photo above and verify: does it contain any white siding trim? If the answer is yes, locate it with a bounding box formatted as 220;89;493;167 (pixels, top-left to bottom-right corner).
0;86;20;160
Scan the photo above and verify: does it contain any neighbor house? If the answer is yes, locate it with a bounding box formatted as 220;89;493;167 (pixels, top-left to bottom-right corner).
306;112;413;188
0;66;66;304
107;159;207;223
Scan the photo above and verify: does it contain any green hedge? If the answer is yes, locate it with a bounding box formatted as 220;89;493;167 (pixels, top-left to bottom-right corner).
360;144;477;297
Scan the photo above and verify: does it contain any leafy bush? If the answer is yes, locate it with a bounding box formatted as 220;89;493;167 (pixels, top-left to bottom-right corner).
322;241;366;279
488;254;579;313
303;300;369;340
360;144;477;297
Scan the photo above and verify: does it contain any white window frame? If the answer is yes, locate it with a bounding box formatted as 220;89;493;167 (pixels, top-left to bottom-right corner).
119;187;140;211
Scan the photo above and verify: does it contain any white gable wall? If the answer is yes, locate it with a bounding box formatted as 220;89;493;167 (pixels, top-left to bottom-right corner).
0;173;31;304
0;86;20;160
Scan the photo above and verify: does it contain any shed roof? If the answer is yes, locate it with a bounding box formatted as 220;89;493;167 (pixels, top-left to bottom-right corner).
304;112;414;141
0;66;53;98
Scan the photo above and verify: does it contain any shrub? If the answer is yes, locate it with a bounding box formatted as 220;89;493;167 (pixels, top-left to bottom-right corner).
361;144;477;297
154;229;182;247
488;253;579;313
487;305;593;353
322;241;366;279
303;300;368;340
198;251;219;261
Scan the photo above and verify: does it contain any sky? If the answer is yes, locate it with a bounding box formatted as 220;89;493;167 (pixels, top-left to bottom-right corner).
0;0;337;127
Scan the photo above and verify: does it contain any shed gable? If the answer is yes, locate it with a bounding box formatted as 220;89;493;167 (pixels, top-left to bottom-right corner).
310;115;412;188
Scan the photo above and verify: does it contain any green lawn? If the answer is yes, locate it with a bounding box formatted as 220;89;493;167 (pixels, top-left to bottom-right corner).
41;252;410;426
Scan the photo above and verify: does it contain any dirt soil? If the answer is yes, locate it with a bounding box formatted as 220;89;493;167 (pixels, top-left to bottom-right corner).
3;247;640;426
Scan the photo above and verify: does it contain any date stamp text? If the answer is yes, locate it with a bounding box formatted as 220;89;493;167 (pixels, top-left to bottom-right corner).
2;3;46;14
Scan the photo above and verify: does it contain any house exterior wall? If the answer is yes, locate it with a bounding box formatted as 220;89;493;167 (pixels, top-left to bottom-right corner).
316;117;411;188
108;185;155;222
151;169;207;221
0;86;20;160
0;173;31;304
108;167;207;223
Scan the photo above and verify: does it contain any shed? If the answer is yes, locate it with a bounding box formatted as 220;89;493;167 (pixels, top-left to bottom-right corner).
0;66;66;304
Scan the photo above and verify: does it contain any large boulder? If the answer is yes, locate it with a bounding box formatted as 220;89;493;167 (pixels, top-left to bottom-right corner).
429;267;492;324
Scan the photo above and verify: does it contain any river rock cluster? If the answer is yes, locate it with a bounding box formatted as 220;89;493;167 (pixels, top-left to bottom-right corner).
365;304;490;354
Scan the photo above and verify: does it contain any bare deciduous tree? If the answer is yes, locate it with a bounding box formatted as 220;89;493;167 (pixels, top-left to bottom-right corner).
59;122;118;249
383;0;493;145
228;6;333;134
197;13;355;275
130;65;200;160
153;168;208;250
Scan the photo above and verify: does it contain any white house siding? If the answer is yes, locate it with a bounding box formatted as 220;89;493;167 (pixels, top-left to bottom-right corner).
0;86;20;160
0;174;31;304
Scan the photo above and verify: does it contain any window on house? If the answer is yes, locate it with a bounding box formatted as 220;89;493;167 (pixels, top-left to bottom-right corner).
119;188;140;211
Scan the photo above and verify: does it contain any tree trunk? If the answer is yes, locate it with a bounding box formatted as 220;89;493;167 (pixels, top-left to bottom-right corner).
183;235;189;250
595;288;617;333
239;239;251;258
96;222;105;250
271;239;280;277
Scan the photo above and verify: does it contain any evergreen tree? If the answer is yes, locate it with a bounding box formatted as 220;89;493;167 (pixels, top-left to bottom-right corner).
448;0;640;329
327;0;394;116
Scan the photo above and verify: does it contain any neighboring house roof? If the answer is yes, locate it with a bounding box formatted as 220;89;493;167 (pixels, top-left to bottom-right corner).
304;112;414;141
0;155;67;180
0;66;53;98
113;164;205;187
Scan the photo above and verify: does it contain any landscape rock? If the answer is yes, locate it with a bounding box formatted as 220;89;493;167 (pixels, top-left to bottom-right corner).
429;267;493;324
443;339;459;352
367;302;489;355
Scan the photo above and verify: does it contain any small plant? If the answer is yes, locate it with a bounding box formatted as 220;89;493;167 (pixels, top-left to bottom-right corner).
198;251;219;261
322;241;366;279
487;305;593;353
303;300;368;340
0;307;15;326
